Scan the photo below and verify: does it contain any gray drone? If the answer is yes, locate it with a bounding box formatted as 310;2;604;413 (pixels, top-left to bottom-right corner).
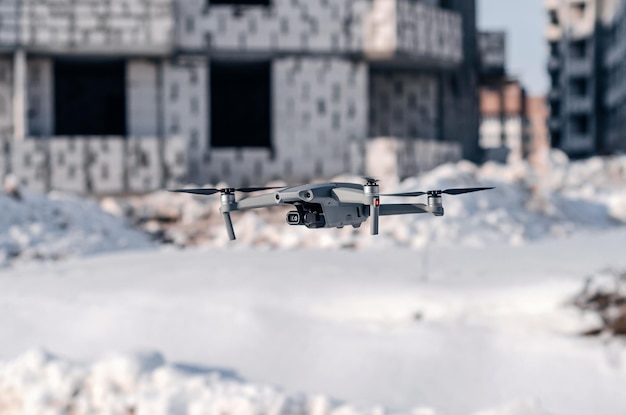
171;179;494;240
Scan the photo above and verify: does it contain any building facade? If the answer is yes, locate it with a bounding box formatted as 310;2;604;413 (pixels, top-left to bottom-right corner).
478;31;532;162
479;78;531;162
546;0;626;157
0;0;480;193
603;0;626;152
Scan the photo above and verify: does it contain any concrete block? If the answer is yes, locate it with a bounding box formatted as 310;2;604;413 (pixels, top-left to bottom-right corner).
87;137;125;194
49;138;86;193
164;135;187;187
126;136;162;192
12;139;48;192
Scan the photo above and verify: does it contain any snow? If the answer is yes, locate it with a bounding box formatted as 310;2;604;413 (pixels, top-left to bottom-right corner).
1;229;626;415
0;187;153;265
104;151;626;250
0;349;424;415
1;152;626;414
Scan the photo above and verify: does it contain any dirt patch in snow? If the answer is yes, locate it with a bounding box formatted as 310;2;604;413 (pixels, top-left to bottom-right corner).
573;270;626;337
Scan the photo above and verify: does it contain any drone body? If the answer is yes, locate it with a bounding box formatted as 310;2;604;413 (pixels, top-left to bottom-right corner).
171;180;493;241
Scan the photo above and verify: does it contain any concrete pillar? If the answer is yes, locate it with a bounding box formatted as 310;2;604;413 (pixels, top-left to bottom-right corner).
13;49;27;140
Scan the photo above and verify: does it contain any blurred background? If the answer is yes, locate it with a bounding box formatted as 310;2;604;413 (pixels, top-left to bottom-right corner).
0;0;625;414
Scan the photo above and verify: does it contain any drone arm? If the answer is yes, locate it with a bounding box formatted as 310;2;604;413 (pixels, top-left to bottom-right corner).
379;203;435;216
231;193;281;212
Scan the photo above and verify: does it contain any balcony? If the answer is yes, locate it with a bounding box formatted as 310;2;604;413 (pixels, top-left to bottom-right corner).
605;82;626;108
545;25;563;42
364;0;463;69
548;87;561;102
564;133;594;153
567;95;593;113
0;0;174;55
567;58;593;76
548;117;562;131
545;0;560;9
548;55;561;72
605;39;626;68
566;21;595;40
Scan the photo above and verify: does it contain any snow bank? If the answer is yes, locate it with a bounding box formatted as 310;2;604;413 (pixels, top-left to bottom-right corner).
0;187;152;265
0;350;549;415
104;152;626;249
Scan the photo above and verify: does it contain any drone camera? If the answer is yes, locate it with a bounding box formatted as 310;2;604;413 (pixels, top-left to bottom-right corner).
287;211;304;225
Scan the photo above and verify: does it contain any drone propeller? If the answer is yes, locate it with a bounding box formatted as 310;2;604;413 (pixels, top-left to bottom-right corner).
169;186;283;242
170;186;283;196
438;187;495;195
363;177;380;185
382;187;494;197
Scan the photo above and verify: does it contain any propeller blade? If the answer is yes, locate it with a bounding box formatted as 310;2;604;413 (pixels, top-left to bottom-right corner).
442;187;495;195
169;188;220;195
381;191;427;197
236;187;284;193
170;186;282;196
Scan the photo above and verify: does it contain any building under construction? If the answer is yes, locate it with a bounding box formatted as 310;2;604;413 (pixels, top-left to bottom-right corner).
0;0;481;193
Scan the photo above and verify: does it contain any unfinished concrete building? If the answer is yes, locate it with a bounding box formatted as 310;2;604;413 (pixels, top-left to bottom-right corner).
0;0;481;193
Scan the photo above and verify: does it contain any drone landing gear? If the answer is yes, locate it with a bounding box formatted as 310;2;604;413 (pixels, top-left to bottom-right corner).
220;191;237;241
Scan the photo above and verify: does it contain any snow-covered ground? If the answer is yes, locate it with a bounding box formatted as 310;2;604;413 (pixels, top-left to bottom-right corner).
0;187;152;265
1;153;626;414
1;229;626;415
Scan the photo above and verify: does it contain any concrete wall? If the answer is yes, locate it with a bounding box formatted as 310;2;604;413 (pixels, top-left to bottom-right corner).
395;0;463;64
0;58;13;139
11;138;48;192
162;57;208;182
363;137;462;181
0;0;19;45
3;136;186;194
369;72;438;140
12;0;173;54
200;57;368;186
364;0;462;66
177;0;366;53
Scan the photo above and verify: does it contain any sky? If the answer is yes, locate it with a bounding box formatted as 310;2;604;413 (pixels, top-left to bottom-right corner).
478;0;548;95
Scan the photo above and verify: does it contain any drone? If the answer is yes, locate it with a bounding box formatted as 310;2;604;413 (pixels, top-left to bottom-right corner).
170;179;494;240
